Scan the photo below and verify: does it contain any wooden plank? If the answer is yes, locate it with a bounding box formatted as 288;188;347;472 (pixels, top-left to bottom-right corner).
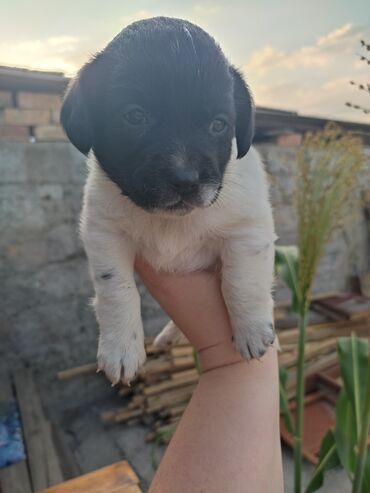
38;461;141;493
42;421;64;485
280;392;335;465
0;374;13;400
0;372;32;493
13;369;63;491
101;408;143;424
171;368;198;381
278;318;369;345
51;424;80;480
170;346;194;358
0;462;33;493
143;373;198;397
360;272;370;297
285;352;339;400
57;363;97;381
313;294;370;320
119;487;142;493
310;302;344;321
279;338;338;368
13;370;49;491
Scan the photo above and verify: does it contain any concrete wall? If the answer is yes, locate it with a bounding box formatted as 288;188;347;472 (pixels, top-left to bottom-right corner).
1;141;369;409
258;144;370;301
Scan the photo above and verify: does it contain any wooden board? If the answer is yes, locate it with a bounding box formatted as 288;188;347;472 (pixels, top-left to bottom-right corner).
38;461;142;493
360;272;370;298
280;392;336;464
0;372;32;493
51;424;80;480
313;293;370;320
0;375;13;400
284;352;339;399
317;364;342;393
13;369;63;491
42;421;64;485
57;363;98;381
0;462;33;493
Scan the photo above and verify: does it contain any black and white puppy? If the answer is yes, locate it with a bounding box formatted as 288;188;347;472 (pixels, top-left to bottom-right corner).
61;17;276;384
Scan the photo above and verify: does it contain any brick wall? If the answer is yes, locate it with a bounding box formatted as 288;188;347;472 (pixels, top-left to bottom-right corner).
0;89;67;142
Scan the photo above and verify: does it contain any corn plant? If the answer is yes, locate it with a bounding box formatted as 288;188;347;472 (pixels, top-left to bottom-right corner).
277;257;370;492
276;123;365;493
305;335;370;493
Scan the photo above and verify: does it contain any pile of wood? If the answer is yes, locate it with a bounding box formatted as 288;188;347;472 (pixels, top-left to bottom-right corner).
101;342;199;442
103;321;369;442
279;317;370;399
57;293;370;444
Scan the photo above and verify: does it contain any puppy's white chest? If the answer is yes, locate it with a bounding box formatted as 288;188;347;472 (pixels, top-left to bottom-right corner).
134;225;222;272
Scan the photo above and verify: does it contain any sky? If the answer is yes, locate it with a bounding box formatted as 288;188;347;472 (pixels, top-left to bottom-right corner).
1;0;369;122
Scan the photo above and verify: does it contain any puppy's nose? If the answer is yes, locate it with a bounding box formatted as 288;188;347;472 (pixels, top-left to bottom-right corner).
171;169;200;194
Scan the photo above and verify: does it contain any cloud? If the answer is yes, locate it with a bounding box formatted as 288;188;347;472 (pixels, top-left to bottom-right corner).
246;23;363;77
246;43;329;78
252;76;369;123
0;36;81;74
246;46;284;76
0;6;224;75
0;18;367;123
244;23;369;122
317;23;352;47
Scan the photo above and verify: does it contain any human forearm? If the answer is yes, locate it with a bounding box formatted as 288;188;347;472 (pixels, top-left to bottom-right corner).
149;348;283;493
136;258;283;492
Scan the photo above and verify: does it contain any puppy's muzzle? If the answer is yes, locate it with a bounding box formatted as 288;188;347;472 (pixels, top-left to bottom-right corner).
170;168;200;196
158;165;222;212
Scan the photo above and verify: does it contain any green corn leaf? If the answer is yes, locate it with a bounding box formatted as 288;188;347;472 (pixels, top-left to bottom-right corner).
353;348;370;493
275;246;301;313
279;366;294;434
337;336;369;441
193;350;201;375
361;452;370;493
334;389;356;479
305;430;340;493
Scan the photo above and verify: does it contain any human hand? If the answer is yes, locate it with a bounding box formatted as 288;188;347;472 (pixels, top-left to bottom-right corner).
135;257;243;371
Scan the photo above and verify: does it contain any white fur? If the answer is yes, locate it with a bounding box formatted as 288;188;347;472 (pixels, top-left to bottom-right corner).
81;142;276;383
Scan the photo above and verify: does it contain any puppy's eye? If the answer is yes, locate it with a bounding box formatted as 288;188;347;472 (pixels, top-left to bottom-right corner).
209;118;228;135
124;108;147;125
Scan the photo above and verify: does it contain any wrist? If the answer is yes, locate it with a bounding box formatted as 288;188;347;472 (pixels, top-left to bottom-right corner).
198;339;244;372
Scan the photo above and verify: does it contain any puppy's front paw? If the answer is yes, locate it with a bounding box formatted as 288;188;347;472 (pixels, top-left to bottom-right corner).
154;320;182;347
233;319;275;360
97;332;146;385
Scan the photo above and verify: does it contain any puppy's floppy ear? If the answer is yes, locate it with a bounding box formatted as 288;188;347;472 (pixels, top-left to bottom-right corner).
60;77;92;155
60;54;104;155
230;67;255;159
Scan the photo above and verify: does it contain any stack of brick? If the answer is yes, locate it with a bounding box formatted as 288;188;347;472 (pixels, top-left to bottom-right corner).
0;89;67;143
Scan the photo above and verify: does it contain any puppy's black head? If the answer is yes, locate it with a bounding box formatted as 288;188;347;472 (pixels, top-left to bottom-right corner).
61;17;254;213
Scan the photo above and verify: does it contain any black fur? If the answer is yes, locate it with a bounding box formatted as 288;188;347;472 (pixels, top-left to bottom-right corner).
100;272;114;280
61;17;254;211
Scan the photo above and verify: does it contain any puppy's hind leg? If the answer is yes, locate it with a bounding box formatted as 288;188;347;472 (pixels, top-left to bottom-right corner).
154;320;183;347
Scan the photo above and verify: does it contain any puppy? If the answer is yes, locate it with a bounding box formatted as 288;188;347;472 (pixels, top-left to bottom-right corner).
61;17;276;384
